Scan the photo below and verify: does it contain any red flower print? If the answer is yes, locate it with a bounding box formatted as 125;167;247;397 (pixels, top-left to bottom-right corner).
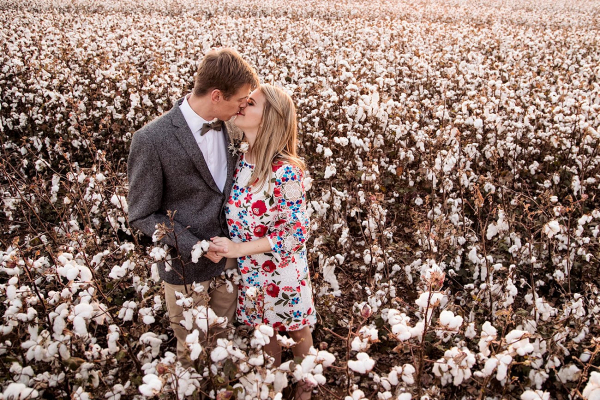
251;200;267;216
273;187;282;197
307;308;312;315
275;219;286;227
273;322;286;332
235;200;242;208
228;199;234;204
272;162;283;173
262;260;276;273
253;224;267;237
265;283;280;297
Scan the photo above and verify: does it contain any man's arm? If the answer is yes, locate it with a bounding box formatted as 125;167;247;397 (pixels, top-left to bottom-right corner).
127;130;207;261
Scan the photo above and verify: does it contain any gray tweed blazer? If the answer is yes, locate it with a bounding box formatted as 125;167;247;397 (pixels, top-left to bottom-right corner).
127;98;237;285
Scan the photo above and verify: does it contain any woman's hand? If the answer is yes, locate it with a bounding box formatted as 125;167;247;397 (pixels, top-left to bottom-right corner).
211;237;242;258
203;241;228;263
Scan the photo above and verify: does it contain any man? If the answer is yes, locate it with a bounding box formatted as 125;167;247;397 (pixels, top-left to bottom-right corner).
127;48;259;368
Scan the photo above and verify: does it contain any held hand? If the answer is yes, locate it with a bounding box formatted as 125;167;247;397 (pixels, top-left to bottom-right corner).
203;241;227;263
208;241;228;254
204;251;223;263
211;237;241;258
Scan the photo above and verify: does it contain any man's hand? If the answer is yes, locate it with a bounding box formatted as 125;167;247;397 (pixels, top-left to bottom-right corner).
204;251;223;263
211;237;241;258
203;241;228;263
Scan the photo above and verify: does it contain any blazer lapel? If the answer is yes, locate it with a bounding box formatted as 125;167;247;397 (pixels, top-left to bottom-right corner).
169;101;222;194
222;124;238;199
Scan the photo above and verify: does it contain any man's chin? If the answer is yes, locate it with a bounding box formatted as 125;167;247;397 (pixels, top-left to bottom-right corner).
222;113;240;122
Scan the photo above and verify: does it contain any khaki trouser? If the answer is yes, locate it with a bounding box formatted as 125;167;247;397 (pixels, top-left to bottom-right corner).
163;258;238;369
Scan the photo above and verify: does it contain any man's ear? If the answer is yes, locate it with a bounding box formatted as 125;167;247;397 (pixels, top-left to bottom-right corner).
210;89;222;103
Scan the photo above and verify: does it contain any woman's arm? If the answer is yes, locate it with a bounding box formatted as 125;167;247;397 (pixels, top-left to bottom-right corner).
266;164;309;256
212;163;309;259
210;236;271;258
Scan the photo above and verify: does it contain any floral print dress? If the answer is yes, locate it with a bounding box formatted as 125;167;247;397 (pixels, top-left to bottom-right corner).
225;154;316;332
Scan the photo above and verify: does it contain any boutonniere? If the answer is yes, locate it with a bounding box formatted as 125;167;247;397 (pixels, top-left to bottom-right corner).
228;139;250;156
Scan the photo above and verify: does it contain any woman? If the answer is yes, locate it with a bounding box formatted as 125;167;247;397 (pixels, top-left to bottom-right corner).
211;84;316;399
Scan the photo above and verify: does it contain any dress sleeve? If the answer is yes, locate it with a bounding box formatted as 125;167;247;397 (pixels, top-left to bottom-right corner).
267;164;309;257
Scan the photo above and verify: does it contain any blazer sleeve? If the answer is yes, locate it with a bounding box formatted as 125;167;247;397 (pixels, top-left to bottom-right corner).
127;130;201;261
266;164;310;257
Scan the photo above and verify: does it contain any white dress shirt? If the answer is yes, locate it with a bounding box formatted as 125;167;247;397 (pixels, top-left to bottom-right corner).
180;95;228;192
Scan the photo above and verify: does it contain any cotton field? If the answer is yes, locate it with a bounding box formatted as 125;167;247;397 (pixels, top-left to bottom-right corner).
1;0;600;398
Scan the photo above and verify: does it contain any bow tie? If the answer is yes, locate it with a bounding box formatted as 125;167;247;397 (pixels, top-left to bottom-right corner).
199;120;223;136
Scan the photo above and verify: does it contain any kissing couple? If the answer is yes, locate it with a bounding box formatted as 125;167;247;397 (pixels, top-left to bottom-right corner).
127;48;316;399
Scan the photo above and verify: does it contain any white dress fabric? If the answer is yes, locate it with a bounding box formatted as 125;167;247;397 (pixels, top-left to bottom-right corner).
225;154;316;332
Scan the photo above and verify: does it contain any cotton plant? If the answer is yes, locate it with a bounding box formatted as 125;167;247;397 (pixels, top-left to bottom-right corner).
3;0;600;398
432;346;476;386
474;329;536;384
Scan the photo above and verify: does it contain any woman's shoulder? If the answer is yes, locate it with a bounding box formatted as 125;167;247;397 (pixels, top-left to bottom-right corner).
271;160;305;180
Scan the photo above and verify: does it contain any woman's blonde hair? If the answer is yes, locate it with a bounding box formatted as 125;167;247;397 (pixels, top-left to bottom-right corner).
247;84;305;189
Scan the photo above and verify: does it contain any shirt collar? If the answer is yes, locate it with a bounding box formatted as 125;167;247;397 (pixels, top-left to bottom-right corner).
180;94;209;134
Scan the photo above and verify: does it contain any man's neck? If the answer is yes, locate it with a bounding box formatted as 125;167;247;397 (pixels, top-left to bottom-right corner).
187;93;215;121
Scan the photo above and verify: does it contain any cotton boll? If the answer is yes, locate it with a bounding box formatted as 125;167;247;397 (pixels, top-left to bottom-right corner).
351;336;369;352
248;354;264;366
348;352;375;374
191;240;210;263
138;374;163;396
478;321;497;357
486;224;499;240
505;330;534;356
580;351;592;363
345;389;367;400
315;350;335;367
110;194;128;213
324;164;337;179
543;220;561;238
106;325;120;354
3;383;39;399
557;364;580;382
432;347;475;386
149;246;167;261
521;390;550;400
415;292;447;310
251;325;273;348
465;322;477;339
401;364;416;384
438;310;463;330
211;347;228;363
582;371;600;399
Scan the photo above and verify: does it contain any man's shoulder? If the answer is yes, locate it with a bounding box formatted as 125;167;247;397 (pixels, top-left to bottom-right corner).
135;107;178;139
